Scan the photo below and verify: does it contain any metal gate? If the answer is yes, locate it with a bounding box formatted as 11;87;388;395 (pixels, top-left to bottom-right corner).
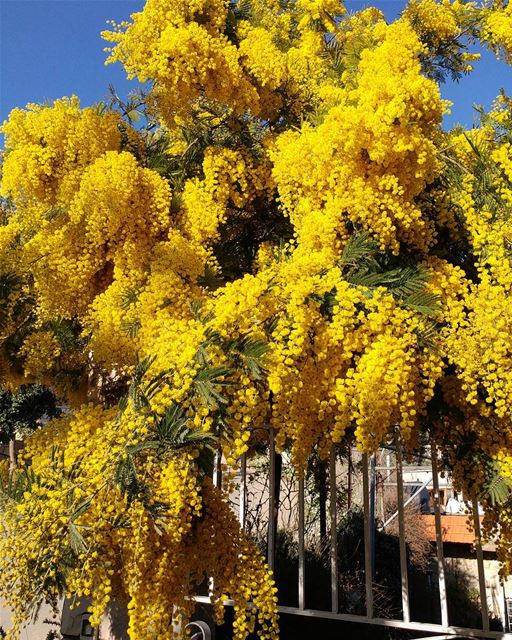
195;430;512;639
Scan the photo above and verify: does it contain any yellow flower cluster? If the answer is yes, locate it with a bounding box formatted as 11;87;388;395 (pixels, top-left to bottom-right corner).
204;250;445;468
402;0;481;72
296;0;345;30
444;107;512;429
1;97;121;207
181;147;273;245
482;1;512;63
238;27;287;91
103;0;346;127
103;0;260;126
403;0;459;41
0;402;278;640
333;7;385;77
271;21;444;257
18;330;61;379
446;280;512;418
69;151;172;272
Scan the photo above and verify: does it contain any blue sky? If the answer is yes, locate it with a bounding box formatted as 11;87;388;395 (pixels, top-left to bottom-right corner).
0;0;510;136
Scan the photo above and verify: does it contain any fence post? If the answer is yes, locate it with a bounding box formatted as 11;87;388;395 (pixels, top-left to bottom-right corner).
362;453;374;618
431;441;449;628
329;446;338;613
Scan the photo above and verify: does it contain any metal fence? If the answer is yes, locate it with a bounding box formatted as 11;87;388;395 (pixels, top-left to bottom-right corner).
195;430;512;640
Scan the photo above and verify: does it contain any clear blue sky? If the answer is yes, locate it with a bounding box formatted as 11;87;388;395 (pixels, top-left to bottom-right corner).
0;0;510;137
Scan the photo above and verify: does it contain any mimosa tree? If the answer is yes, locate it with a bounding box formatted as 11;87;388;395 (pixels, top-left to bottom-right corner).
0;0;511;638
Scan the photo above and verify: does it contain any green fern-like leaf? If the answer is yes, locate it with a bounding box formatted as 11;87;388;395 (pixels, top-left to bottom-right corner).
484;465;512;507
414;319;440;352
225;337;269;379
114;453;141;503
403;290;440;316
324;38;345;75
192;365;233;408
121;354;155;413
141;368;175;402
0;272;22;300
339;231;379;269
43;319;80;351
157;403;187;441
198;264;224;291
121;318;141;338
231;0;252;20
120;287;140;310
0;467;37;504
43;206;67;223
68;522;88;555
70;496;92;523
340;234;440;317
154;404;216;451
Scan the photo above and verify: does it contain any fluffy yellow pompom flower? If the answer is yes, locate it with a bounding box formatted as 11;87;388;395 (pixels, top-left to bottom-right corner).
483;1;512;63
1;97;121;206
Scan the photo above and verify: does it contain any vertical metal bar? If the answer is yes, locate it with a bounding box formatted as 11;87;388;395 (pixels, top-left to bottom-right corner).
503;581;510;632
210;448;222;597
431;441;449;628
239;453;247;530
362;453;374;619
329;446;338;613
347;445;352;510
298;476;305;610
394;431;411;623
214;447;222;489
8;438;16;476
267;428;276;572
472;496;490;632
378;451;385;522
369;453;376;579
